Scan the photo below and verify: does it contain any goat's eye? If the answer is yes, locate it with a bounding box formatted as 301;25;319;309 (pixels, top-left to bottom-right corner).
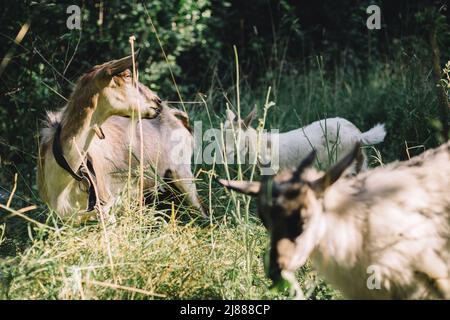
121;72;131;80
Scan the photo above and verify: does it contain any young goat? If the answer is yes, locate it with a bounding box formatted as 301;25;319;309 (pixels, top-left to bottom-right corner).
38;53;204;223
220;142;450;299
224;109;386;173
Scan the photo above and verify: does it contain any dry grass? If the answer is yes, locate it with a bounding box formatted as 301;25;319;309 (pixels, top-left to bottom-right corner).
0;200;334;299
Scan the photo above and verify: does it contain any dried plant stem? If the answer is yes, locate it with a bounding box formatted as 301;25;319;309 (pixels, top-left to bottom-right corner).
6;173;18;207
0;204;46;229
141;1;186;113
129;36;144;215
72;138;116;283
83;279;166;298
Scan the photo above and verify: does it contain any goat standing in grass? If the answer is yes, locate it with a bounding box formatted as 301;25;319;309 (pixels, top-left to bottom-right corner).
38;53;205;223
224;109;386;172
220;142;450;299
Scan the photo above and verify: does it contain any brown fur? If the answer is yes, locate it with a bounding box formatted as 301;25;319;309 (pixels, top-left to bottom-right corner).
37;54;204;222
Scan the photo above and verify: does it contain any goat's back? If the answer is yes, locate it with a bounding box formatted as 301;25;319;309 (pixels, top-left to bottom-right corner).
315;142;450;299
86;105;194;193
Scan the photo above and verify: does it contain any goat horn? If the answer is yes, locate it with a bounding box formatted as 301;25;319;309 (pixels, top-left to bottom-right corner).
294;149;317;178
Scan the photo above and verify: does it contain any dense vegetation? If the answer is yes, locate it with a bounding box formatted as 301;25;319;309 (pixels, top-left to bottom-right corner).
0;0;449;299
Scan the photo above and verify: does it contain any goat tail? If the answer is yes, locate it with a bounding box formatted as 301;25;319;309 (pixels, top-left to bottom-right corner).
360;123;386;145
45;111;61;128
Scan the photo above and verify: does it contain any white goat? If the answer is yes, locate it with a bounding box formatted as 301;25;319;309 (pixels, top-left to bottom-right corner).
224;109;386;172
220;141;450;299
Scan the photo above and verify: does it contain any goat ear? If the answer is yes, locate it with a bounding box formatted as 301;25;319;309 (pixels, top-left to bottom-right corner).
311;143;362;193
218;179;261;196
243;107;257;127
172;109;192;133
226;109;236;122
294;149;316;178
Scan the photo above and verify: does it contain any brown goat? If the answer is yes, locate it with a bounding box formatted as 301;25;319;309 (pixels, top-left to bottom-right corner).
220;142;450;299
38;53;204;223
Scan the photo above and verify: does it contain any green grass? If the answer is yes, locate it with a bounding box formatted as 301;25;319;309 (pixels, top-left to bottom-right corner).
0;54;444;300
0;204;337;300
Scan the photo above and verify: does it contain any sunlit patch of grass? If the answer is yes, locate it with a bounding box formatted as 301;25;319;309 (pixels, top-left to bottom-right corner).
0;200;337;300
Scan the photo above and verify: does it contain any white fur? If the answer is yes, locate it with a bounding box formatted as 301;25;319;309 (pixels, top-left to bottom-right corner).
289;142;450;299
224;111;386;172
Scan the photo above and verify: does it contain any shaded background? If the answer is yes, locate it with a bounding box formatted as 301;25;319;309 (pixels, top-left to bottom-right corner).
0;0;449;202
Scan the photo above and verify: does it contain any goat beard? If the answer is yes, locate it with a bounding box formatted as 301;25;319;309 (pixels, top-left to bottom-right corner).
264;247;305;299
